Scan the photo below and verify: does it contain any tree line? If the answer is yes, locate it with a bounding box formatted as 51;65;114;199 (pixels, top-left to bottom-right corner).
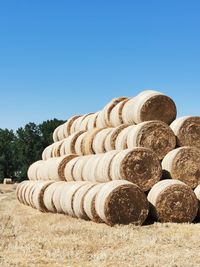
0;119;64;183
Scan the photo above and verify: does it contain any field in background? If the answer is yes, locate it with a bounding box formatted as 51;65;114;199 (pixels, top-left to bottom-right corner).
0;184;200;267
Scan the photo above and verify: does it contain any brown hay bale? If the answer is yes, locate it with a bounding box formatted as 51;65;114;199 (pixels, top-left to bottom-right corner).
32;181;54;212
52;182;68;213
82;155;102;182
162;147;200;189
43;182;64;212
74;131;87;155
127;121;176;160
87;112;99;130
95;180;149;225
64;157;81;181
148;179;198;223
115;125;133;150
92;128;113;154
72;156;91;181
122;90;177;125
59;131;85;156
110;148;162;191
53;126;60;142
28;160;44;180
170;116;200;148
82;128;103;155
102;97;127;126
109;99;129;127
63;115;81;137
60;181;89;215
73;183;96;219
83;183;104;222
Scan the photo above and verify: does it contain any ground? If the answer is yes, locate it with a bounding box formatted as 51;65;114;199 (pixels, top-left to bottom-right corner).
0;184;200;267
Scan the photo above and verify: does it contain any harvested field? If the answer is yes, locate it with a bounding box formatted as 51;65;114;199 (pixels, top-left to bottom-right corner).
0;184;200;267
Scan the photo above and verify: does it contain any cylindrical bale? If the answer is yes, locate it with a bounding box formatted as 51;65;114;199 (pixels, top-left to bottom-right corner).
162;147;200;189
73;183;96;219
72;156;91;181
109;99;129;127
23;181;37;206
74;115;88;133
170;116;200;148
92;128;113;154
63;115;81;138
42;143;55;160
82;128;103;155
194;185;200;219
79;113;94;131
28;160;44;180
95;111;107;128
110;148;162;192
95;180;149;226
82;155;102;182
20;181;33;205
148;179;198;223
70;116;83;135
27;181;40;208
122;90;177;125
16;181;27;202
102;97;128;127
53;125;60;142
64;157;81;181
60;181;89;216
57;124;65;142
95;151;118;182
74;131;87;155
32;181;54;212
52;140;65;157
127;121;176;160
115;125;133;150
87;112;99;130
83;183;104;222
104;124;129;151
52;182;68;213
60;131;85;156
43;181;64;212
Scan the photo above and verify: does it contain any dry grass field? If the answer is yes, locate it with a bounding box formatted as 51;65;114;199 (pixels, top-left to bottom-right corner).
0;184;200;267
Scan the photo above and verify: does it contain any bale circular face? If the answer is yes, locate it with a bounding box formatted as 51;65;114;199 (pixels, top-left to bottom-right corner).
171;116;200;148
127;121;176;160
154;184;198;223
139;94;177;124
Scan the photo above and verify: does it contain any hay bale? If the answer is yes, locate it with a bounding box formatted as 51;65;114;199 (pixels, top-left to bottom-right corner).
72;155;91;181
64;157;80;181
60;181;89;216
42;143;55;160
148;179;198;223
73;183;96;219
109;99;129;127
87;112;99;130
122;90;177;125
70;116;83;134
95;111;107;128
83;183;104;222
115;126;133;150
16;181;29;203
95;180;149;225
28;160;44;180
82;155;102;182
59;131;85;156
127;121;176;160
32;181;54;212
162;147;200;189
52;140;65;157
57;124;65;141
92;128;113;154
23;181;37;206
3;178;12;184
74;131;87;155
43;181;64;212
63;115;81;137
110;148;162;191
52;182;68;213
82;128;103;155
74;115;88;132
53;126;60;142
170;116;200;148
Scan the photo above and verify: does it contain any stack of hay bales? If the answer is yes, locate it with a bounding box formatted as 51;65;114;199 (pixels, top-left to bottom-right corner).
16;90;200;225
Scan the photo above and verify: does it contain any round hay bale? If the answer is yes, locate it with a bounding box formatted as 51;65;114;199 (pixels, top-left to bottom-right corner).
70;116;83;134
28;160;44;180
96;111;107;128
127;121;176;160
95;151;118;182
27;181;40;208
57;124;65;141
72;155;91;181
16;181;29;203
52;140;65;157
53;126;60;142
110;148;162;191
20;181;35;205
109;99;129;127
162;147;200;189
92;128;113;154
32;181;54;212
82;128;103;155
115;125;133;150
79;113;94;131
60;131;85;156
43;181;64;212
83;183;104;222
170;116;200;148
148;179;198;223
57;155;78;181
102;97;127;126
95;180;149;225
122;90;177;125
74;131;87;155
74;115;88;132
23;181;37;206
63;115;81;137
82;155;102;182
42;144;54;160
87;112;99;130
73;183;96;219
64;157;81;181
60;181;88;216
194;185;200;219
52;182;68;213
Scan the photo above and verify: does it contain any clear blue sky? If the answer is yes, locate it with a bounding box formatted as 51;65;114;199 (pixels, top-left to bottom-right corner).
0;0;200;130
